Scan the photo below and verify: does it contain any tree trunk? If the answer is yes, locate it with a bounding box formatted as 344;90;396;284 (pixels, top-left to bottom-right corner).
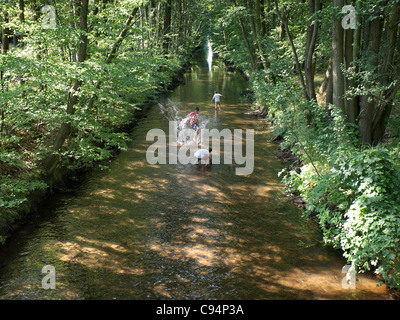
19;0;25;22
358;16;384;145
43;0;89;172
1;11;10;136
232;0;258;71
326;64;333;106
163;0;172;55
247;0;265;70
370;2;400;144
344;20;357;123
332;0;345;113
372;79;399;144
254;0;271;70
274;0;309;100
318;57;333;106
279;16;286;41
154;1;162;49
304;0;319;101
2;11;10;54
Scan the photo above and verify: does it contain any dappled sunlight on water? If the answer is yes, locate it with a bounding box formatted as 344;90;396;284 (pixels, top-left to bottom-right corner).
0;54;390;300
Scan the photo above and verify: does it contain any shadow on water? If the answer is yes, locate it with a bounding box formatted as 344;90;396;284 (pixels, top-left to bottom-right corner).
0;50;390;300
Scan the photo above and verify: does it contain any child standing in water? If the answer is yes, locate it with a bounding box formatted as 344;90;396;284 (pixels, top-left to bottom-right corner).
194;147;212;166
211;91;224;111
187;107;200;142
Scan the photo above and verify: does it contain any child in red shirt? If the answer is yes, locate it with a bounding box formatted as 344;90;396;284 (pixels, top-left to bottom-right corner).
187;107;200;141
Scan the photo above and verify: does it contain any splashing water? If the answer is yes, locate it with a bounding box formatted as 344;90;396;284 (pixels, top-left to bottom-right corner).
158;99;181;122
158;101;210;145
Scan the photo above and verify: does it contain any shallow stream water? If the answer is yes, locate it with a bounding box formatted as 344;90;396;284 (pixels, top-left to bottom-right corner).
0;50;389;300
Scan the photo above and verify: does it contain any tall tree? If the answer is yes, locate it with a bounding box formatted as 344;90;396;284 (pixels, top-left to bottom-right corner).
43;0;89;172
232;0;258;70
248;0;270;70
163;0;172;55
304;0;320;101
331;1;400;145
274;0;309;100
1;9;10;136
332;0;345;113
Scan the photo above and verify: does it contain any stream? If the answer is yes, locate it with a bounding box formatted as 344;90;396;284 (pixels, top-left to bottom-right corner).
0;49;389;300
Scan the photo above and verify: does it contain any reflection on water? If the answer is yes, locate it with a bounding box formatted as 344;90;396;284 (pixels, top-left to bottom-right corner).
0;51;390;300
207;40;213;73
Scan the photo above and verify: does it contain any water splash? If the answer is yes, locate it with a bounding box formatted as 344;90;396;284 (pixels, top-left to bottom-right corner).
158;101;210;145
158;99;181;122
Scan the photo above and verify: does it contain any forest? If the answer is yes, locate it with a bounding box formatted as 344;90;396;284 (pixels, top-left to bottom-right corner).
1;0;400;294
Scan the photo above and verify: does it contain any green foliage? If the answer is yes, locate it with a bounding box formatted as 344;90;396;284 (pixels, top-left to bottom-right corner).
0;174;47;244
205;0;400;292
278;100;400;290
337;148;400;288
0;0;201;240
2;0;400;293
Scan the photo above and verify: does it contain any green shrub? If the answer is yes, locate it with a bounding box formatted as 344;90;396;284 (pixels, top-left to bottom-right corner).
336;148;400;289
280;114;400;290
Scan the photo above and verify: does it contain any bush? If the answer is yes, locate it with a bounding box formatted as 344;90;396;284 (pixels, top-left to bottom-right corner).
337;148;400;289
278;100;400;290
